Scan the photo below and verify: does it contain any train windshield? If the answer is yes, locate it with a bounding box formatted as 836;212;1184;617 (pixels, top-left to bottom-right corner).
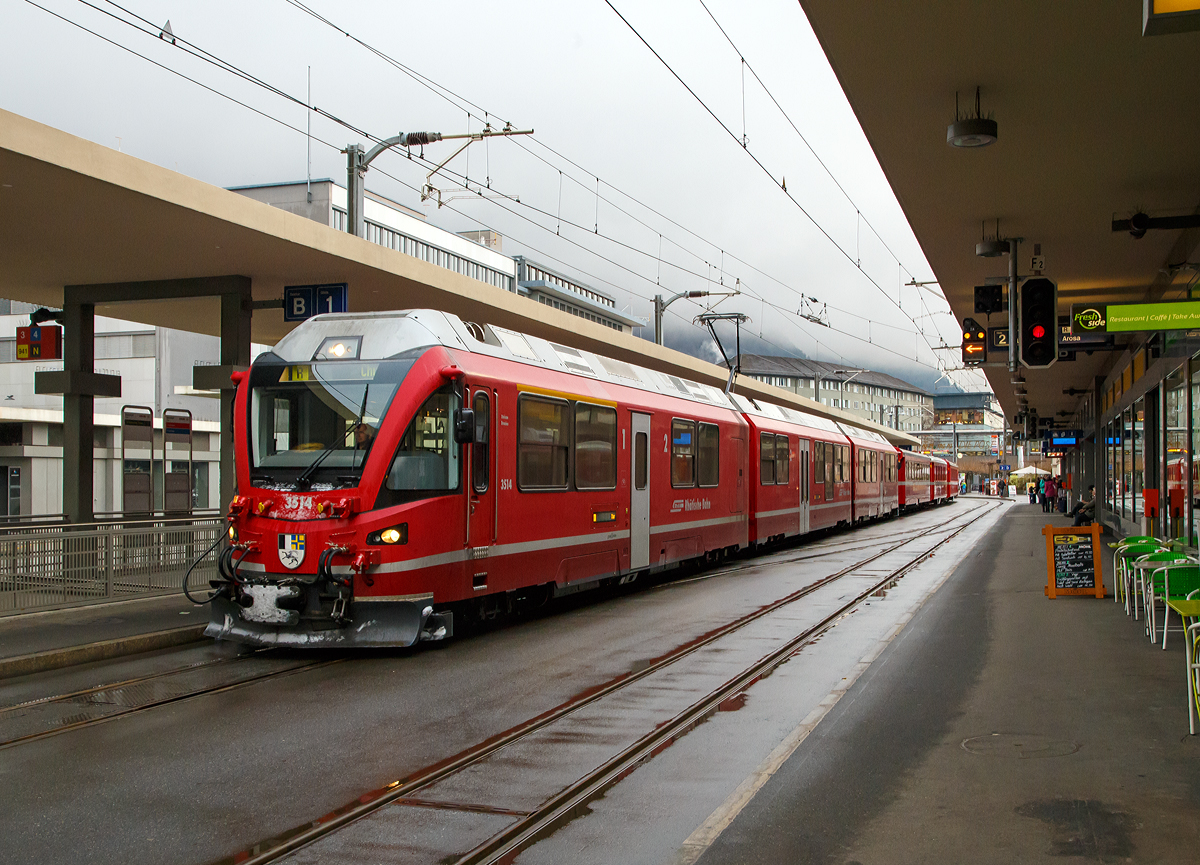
248;352;422;489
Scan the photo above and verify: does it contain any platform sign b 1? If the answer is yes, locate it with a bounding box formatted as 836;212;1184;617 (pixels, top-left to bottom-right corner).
284;283;348;322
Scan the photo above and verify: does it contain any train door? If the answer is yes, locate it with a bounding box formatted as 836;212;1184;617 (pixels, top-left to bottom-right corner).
467;388;496;561
798;438;810;534
731;435;746;514
631;412;651;570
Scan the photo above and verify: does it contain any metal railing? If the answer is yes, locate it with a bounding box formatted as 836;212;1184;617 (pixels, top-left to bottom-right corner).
0;516;225;615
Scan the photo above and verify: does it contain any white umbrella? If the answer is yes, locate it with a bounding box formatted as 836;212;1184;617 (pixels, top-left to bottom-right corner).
1010;465;1049;477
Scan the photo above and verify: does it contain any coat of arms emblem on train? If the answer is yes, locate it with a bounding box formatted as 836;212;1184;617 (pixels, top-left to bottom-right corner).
278;534;306;569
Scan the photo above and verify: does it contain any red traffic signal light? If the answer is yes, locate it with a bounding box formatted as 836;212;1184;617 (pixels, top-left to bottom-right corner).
1020;278;1058;368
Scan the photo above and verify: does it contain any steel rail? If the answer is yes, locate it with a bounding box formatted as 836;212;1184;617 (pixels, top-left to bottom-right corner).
0;656;344;750
0;648;267;716
222;501;997;865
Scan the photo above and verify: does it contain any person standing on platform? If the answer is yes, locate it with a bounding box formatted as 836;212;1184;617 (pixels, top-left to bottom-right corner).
1037;476;1046;509
1057;479;1068;513
1043;475;1057;513
1028;481;1037;504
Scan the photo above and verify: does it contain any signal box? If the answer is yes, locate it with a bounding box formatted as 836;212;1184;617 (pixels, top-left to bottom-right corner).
961;317;987;367
1020;278;1058;368
16;325;62;360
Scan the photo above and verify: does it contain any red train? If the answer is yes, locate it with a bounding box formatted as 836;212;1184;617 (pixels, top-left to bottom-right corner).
206;310;955;647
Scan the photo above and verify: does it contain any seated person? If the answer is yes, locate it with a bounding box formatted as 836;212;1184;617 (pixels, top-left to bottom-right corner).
1070;484;1096;526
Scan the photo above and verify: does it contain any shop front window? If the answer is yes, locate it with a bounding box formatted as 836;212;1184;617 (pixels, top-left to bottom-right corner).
1191;356;1200;543
1105;420;1115;515
1133;398;1144;520
1165;365;1187;538
1122;407;1134;518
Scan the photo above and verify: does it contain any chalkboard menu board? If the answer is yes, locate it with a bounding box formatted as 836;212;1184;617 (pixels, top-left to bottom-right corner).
1043;524;1105;599
1053;534;1095;589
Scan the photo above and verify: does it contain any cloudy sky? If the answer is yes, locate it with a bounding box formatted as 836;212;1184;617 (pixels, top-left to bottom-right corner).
1;0;988;393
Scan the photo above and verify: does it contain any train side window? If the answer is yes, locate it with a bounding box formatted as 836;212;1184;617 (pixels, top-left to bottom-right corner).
825;443;835;497
671;419;696;487
814;442;825;498
517;395;569;490
575;403;617;490
774;434;789;485
383;386;460;499
759;432;775;485
635;432;647;490
697;422;720;487
472;391;490;493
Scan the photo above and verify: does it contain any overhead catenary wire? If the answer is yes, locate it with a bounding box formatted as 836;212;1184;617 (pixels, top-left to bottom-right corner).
275;0;956;370
37;0;959;378
601;0;954;363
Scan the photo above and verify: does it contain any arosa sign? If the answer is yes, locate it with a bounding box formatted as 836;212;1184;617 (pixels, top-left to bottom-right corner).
1072;300;1200;334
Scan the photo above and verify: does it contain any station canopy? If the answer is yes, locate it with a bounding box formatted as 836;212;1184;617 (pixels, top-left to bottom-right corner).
0;107;915;445
798;1;1200;426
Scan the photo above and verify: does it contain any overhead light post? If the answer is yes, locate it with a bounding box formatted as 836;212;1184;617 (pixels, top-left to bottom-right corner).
345;125;533;238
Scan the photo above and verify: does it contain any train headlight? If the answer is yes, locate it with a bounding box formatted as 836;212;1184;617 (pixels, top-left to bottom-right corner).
368;524;408;545
228;524;238;542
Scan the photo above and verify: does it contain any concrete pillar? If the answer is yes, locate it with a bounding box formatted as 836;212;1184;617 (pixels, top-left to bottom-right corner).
62;300;95;524
220;289;252;511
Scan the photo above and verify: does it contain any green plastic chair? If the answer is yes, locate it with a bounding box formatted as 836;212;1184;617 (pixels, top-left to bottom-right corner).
1159;565;1200;649
1116;543;1168;615
1111;538;1156;605
1139;553;1191;637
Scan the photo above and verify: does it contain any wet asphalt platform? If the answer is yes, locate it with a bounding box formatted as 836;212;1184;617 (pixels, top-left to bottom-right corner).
687;503;1200;865
0;499;1197;864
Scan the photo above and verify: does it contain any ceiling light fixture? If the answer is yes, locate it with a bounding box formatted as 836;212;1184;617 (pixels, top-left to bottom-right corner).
976;218;1010;258
948;86;998;148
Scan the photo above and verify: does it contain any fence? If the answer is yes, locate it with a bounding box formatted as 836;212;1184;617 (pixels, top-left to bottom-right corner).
0;516;225;615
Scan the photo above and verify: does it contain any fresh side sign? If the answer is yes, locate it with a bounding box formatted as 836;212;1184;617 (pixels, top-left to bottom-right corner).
1072;300;1200;334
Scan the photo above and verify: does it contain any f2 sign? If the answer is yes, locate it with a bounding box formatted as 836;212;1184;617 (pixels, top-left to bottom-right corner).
284;283;348;322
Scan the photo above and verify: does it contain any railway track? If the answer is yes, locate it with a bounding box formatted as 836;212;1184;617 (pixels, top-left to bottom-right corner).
0;649;343;750
219;500;1002;865
0;503;960;754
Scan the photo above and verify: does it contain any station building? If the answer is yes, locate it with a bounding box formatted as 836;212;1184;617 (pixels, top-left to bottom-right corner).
736;354;932;431
0;299;253;517
230;180;646;335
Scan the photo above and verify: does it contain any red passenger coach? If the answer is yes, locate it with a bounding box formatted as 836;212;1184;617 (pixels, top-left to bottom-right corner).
840;424;899;522
732;395;851;544
898;449;934;509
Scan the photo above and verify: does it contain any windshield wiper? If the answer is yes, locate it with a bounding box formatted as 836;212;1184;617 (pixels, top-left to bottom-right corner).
292;443;338;490
294;386;370;491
